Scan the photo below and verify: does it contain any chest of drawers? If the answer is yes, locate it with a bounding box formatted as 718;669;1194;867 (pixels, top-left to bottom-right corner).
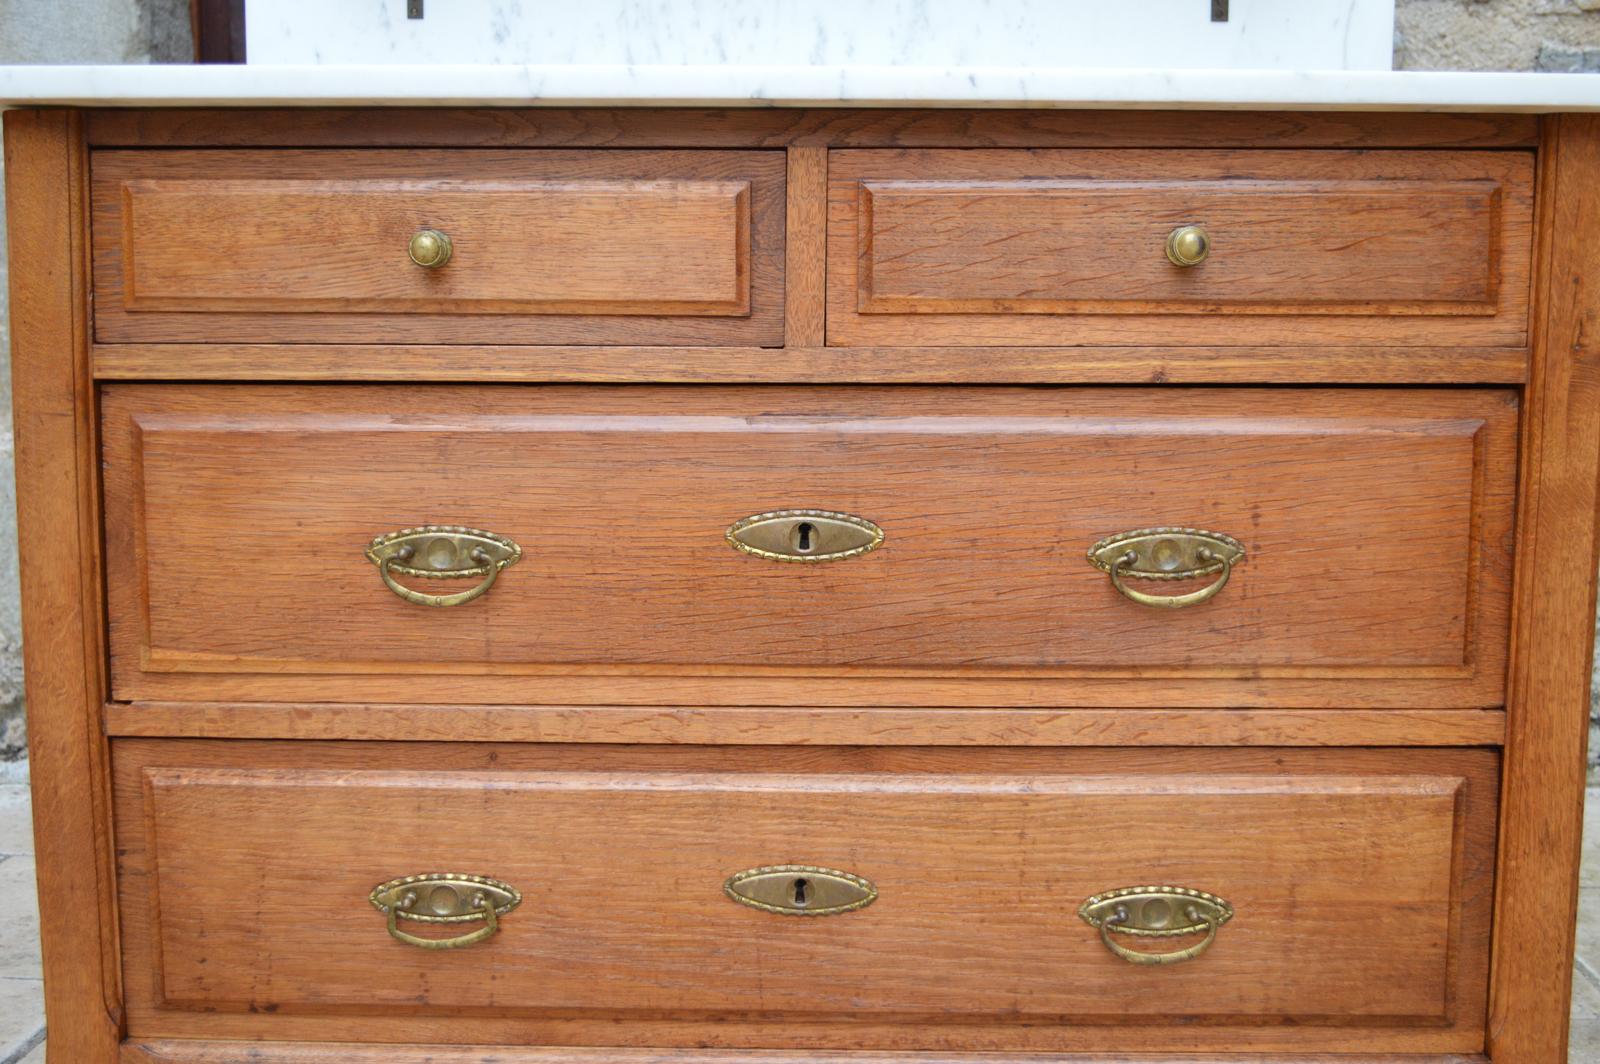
6;103;1600;1064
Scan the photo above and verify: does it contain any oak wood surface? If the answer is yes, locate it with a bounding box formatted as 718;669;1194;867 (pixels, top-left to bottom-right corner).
783;147;828;347
829;150;1533;348
121;1044;1489;1064
103;702;1508;747
3;109;125;1063
91;150;786;345
859;175;1497;311
83;107;1539;150
1485;114;1600;1064
100;385;1516;709
112;741;1496;1053
88;672;1525;711
87;342;1533;385
111;165;753;315
8;103;1596;1064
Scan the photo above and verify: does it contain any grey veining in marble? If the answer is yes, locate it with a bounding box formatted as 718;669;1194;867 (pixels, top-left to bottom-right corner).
245;0;1397;71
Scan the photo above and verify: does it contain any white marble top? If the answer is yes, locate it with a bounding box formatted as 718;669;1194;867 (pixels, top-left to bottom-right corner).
0;65;1597;112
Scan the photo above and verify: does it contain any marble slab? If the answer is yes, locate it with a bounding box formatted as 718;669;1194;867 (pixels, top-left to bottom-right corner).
0;64;1597;111
245;0;1397;71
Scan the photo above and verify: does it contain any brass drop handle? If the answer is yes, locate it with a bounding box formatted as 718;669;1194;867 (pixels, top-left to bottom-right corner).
381;545;498;607
408;228;453;268
1079;886;1233;967
1111;546;1232;609
1087;527;1245;610
1165;224;1210;267
365;526;523;609
387;889;499;950
370;873;521;951
1100;903;1218;966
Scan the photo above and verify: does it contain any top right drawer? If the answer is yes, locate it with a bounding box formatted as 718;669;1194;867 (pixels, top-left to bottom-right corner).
827;150;1533;348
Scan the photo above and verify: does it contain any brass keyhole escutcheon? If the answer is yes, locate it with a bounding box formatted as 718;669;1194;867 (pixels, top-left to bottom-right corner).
727;510;883;564
724;865;877;916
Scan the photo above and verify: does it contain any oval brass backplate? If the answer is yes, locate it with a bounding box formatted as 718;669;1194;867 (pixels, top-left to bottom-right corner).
370;873;522;924
726;510;884;563
1086;527;1244;580
1078;885;1233;937
724;864;878;916
365;526;522;579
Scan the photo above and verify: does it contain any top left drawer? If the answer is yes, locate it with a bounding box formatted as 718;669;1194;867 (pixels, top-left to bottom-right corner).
90;149;786;345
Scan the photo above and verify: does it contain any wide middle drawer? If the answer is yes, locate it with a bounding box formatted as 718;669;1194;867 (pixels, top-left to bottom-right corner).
102;385;1516;708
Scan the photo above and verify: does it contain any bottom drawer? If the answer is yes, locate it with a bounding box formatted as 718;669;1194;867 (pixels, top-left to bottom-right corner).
114;741;1497;1054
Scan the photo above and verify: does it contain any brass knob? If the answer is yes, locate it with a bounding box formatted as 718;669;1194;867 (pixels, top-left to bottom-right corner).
1165;225;1210;267
408;228;453;269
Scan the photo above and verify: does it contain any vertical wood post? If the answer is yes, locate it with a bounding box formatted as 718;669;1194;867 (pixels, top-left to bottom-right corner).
1489;112;1600;1063
4;108;123;1063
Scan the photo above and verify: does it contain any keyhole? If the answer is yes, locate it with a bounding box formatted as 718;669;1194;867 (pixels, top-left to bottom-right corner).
794;522;816;553
791;878;810;907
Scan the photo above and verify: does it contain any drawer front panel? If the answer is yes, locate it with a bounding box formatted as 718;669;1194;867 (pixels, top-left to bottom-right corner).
828;149;1532;347
101;385;1516;708
114;742;1496;1052
91;149;785;345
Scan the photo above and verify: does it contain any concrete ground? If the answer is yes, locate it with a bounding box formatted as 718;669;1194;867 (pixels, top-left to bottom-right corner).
0;784;1590;1062
1574;787;1600;1058
0;783;41;1064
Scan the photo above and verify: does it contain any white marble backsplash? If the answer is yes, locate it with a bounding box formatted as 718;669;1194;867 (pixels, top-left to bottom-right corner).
246;0;1396;71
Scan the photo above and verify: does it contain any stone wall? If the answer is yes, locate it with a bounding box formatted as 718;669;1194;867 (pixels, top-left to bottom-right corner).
0;1;1597;765
0;0;190;758
1397;0;1600;71
0;0;190;65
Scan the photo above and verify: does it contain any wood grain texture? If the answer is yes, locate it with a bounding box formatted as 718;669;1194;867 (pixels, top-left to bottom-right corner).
100;386;1517;709
1485;115;1600;1064
84;672;1525;711
783;146;828;347
3;109;124;1064
112;741;1497;1053
829;150;1533;347
83;107;1538;150
88;342;1531;385
8;105;1586;1064
120;1044;1490;1064
858;178;1498;314
103;702;1508;747
91;150;785;345
115;173;752;315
